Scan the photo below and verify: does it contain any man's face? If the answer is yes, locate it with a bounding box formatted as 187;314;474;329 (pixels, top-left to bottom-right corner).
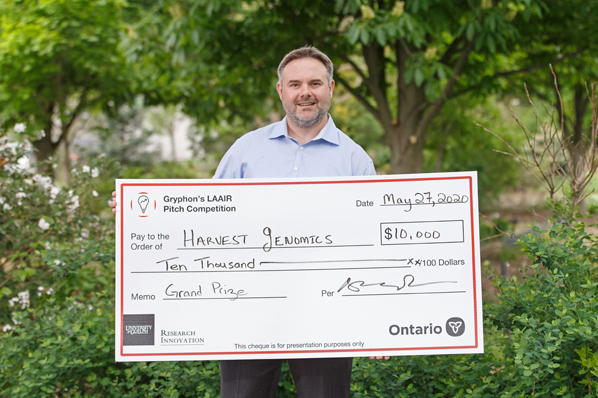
277;57;334;129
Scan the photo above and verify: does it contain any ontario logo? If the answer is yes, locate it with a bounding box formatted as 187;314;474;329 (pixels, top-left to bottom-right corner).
131;192;156;217
123;314;155;346
445;317;465;337
388;317;466;337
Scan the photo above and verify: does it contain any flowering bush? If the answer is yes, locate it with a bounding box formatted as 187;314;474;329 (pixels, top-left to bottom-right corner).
0;134;115;326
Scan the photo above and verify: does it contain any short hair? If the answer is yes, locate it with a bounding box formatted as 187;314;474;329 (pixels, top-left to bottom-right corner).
277;46;334;84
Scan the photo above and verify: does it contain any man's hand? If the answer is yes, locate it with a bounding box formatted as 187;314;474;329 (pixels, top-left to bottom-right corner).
370;356;390;360
110;191;117;215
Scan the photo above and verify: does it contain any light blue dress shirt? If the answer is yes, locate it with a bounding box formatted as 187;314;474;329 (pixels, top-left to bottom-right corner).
213;115;376;178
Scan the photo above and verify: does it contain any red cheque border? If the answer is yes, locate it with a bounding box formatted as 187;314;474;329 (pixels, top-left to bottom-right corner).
118;176;479;358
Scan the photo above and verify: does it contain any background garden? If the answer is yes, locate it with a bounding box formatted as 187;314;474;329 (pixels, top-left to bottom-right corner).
1;0;597;396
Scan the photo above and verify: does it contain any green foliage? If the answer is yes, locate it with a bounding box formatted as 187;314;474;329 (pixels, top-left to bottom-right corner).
0;136;115;324
0;0;136;165
490;200;598;397
118;0;572;173
0;294;221;398
1;289;510;398
351;339;509;398
425;96;522;209
2;197;596;397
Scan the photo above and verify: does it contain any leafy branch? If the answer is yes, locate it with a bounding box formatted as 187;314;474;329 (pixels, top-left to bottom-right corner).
476;66;598;210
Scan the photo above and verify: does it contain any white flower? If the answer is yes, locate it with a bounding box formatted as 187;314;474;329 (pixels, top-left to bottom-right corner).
17;156;29;170
80;229;89;239
14;123;26;133
82;165;90;173
37;130;46;139
32;174;53;189
18;291;30;309
38;218;50;230
0;197;4;204
68;195;80;212
8;297;18;307
2;324;13;332
3;203;12;211
45;241;51;249
92;190;99;197
91;167;99;178
54;260;62;266
15;192;26;199
50;186;60;199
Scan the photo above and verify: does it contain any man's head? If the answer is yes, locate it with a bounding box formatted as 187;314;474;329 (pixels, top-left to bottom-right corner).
276;46;335;130
277;46;334;85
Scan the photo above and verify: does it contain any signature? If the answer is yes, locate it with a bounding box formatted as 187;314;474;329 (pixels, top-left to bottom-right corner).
337;275;456;293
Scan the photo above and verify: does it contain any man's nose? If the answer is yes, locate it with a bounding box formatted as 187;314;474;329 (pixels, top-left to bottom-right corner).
298;84;312;97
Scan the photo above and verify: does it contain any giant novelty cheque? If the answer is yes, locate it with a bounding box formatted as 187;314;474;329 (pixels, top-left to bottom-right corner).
115;172;483;362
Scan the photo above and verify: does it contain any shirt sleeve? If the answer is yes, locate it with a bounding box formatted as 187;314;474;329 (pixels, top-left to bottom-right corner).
213;142;241;179
353;152;377;176
363;159;377;176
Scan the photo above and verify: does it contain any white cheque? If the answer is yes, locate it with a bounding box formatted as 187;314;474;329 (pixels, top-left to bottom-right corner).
115;172;483;362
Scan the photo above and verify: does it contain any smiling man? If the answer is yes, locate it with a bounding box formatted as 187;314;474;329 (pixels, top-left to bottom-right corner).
214;46;375;179
214;46;376;398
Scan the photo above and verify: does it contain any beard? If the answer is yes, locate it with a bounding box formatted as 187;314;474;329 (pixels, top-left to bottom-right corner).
283;95;331;129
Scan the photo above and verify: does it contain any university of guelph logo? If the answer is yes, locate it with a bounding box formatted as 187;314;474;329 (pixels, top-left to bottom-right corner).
123;314;155;346
445;317;465;337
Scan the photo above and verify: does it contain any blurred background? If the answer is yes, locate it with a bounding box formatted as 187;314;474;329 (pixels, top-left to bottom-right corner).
1;1;597;396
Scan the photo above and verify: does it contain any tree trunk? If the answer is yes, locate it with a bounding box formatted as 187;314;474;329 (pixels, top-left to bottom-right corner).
169;127;177;161
31;115;57;176
569;85;590;206
391;42;428;174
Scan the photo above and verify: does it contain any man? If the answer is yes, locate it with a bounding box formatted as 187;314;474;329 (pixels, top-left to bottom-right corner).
214;46;376;398
112;46;377;397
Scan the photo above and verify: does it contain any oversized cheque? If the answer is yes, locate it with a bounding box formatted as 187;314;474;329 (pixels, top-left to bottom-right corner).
115;172;483;362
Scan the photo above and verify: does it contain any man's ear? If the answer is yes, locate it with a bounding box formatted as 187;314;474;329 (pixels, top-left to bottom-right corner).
276;81;283;100
329;79;335;96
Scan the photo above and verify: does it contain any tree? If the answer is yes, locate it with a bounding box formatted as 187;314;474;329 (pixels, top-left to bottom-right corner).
0;0;136;174
132;0;595;174
506;0;598;190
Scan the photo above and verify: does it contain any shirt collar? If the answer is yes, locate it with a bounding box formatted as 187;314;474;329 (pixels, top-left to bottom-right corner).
269;115;340;146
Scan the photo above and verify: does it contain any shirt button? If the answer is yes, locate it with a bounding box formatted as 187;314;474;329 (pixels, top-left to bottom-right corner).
300;147;304;150
294;167;298;171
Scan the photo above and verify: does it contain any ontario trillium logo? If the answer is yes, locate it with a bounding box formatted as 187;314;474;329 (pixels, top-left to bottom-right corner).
445;317;465;337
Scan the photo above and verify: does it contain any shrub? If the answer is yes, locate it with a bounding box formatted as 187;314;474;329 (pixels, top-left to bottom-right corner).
0;136;115;324
489;200;598;397
0;293;221;398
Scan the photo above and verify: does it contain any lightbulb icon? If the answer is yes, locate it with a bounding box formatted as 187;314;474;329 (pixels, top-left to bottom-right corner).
138;195;149;214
